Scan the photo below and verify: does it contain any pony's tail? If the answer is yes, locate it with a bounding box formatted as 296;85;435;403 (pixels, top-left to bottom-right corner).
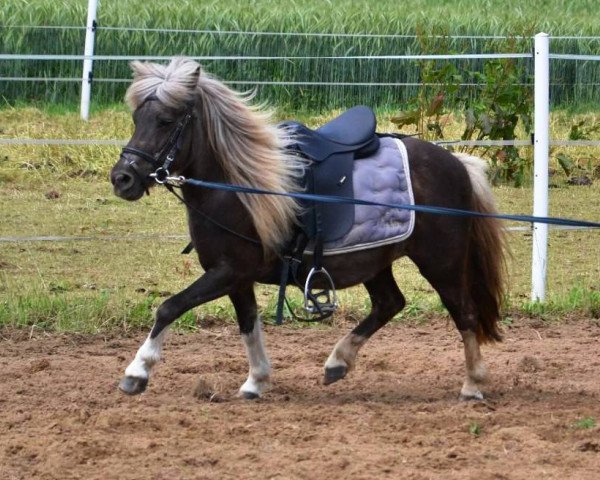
455;153;508;344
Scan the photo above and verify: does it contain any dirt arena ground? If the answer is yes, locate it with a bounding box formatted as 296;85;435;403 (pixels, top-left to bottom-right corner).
1;317;599;480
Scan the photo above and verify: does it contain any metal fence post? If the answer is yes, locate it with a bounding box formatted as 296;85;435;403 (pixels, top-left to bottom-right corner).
80;0;98;120
531;32;550;302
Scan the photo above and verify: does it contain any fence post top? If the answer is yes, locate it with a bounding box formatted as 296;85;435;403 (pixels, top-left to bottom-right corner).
535;32;549;38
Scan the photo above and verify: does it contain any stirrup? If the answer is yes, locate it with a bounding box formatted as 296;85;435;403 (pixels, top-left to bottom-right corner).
303;267;338;317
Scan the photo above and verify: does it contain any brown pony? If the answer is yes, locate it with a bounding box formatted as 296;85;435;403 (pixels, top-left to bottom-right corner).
110;58;507;400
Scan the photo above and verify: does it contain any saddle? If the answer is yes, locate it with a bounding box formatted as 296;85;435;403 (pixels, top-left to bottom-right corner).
280;105;380;241
276;106;381;323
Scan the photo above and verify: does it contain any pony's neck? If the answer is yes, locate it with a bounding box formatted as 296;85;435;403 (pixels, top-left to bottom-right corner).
186;75;302;253
179;121;246;213
180;121;224;182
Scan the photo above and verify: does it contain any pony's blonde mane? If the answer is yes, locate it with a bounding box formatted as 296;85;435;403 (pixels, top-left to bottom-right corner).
126;58;305;253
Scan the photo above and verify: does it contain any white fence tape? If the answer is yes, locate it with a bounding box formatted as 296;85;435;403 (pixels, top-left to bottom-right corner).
0;53;533;61
2;138;599;147
1;225;596;245
4;52;595;62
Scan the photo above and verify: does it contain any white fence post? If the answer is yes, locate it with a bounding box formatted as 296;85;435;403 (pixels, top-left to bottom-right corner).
531;32;550;302
80;0;98;120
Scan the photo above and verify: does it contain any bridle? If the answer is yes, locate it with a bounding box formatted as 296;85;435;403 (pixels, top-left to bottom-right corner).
118;95;263;246
120;96;193;185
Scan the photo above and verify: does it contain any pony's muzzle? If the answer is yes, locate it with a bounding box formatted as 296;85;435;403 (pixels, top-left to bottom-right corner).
110;166;147;200
111;170;135;191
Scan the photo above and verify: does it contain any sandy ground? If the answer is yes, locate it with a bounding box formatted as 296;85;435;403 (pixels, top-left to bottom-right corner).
1;317;599;480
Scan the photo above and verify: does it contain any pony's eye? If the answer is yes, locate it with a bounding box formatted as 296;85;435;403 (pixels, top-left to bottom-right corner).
157;117;174;127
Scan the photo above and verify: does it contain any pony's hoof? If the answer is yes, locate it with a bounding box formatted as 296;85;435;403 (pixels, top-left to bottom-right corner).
323;365;347;385
459;391;484;402
240;391;260;400
119;376;148;395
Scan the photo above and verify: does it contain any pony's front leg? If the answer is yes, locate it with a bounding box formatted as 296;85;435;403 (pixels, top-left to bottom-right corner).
119;266;235;395
119;328;169;394
230;288;271;399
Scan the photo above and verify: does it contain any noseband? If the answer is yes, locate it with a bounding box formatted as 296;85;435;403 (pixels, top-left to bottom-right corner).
121;97;193;184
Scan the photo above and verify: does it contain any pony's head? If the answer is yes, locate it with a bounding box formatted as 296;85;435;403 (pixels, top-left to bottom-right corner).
110;58;304;253
110;58;200;200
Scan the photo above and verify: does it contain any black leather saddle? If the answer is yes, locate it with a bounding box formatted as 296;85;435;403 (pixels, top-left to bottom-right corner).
280;106;380;241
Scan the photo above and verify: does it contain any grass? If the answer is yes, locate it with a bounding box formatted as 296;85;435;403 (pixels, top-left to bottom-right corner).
571;417;597;430
0;105;598;333
0;104;598;333
1;0;600;108
469;421;482;437
522;286;600;319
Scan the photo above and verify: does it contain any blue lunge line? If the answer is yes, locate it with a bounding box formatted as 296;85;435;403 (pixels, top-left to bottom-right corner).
181;177;600;229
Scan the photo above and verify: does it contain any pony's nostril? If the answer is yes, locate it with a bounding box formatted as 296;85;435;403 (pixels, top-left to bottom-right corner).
113;172;135;189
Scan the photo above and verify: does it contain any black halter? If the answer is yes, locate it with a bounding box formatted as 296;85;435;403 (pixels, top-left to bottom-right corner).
121;96;193;184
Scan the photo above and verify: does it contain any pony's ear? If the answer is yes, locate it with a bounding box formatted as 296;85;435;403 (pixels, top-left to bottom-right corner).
129;60;146;78
192;65;202;84
129;60;164;80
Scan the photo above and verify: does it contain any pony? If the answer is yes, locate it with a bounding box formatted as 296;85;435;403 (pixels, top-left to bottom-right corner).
110;57;507;401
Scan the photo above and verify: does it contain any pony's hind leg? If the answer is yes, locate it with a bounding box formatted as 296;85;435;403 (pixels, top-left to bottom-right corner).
230;288;271;399
324;266;405;385
418;268;489;400
459;329;487;400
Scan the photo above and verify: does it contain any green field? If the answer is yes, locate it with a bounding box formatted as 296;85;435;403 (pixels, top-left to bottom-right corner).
1;177;599;333
5;0;600;33
0;107;599;332
1;0;599;108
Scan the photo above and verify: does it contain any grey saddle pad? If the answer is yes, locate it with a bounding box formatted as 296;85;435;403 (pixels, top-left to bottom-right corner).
313;136;415;255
